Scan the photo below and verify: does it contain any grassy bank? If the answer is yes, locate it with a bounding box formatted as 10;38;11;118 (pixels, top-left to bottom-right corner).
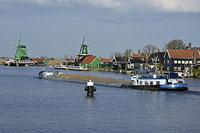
0;60;4;65
193;68;200;78
58;74;127;85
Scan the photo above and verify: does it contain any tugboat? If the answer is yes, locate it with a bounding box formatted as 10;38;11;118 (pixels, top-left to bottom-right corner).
121;73;188;91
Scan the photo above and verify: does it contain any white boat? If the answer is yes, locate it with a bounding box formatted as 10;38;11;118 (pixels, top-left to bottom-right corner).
39;71;63;79
121;73;188;91
68;66;88;71
54;65;69;70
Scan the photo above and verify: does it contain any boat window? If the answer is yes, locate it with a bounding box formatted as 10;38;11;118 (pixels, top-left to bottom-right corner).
156;81;160;85
150;81;153;85
145;81;148;85
140;81;142;85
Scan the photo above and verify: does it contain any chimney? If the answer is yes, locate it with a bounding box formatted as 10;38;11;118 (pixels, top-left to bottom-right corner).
138;50;141;54
188;43;192;49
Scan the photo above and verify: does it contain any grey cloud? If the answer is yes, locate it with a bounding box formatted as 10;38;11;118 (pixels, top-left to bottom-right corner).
1;0;200;13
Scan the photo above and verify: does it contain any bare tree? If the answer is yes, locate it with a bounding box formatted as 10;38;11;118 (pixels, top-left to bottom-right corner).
142;45;158;64
142;45;158;55
113;52;123;58
124;49;132;59
124;49;132;70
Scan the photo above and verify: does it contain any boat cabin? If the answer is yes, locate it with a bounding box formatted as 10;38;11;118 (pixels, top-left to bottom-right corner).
131;73;185;86
131;74;166;86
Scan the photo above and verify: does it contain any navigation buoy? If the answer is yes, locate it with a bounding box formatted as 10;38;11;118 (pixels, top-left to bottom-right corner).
85;80;96;97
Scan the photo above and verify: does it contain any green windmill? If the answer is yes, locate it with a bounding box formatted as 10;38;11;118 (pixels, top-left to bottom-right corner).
78;37;89;56
14;35;28;61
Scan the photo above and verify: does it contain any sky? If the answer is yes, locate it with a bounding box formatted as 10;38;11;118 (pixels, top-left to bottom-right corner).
0;0;200;58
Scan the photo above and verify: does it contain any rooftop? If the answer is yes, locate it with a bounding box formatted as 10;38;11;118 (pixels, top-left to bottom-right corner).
167;49;200;59
80;55;97;64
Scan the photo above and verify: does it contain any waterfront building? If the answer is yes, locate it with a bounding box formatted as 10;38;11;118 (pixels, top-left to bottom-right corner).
31;58;46;66
127;53;145;71
147;51;165;72
112;56;126;71
80;55;101;70
112;52;145;71
100;57;112;69
164;49;200;73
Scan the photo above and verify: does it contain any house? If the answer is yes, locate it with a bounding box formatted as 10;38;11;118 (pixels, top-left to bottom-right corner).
164;49;200;72
127;53;145;70
112;56;126;71
31;58;46;66
148;52;165;65
112;53;145;71
100;57;112;69
147;51;165;71
80;55;101;70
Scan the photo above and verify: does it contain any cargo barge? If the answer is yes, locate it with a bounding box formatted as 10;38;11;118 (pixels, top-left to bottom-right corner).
121;73;188;91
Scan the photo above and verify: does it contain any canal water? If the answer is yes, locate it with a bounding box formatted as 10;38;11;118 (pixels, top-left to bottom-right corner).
0;66;200;133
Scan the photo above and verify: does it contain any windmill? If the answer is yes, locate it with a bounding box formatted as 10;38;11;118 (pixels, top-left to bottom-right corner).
74;36;90;66
13;34;28;61
79;36;89;56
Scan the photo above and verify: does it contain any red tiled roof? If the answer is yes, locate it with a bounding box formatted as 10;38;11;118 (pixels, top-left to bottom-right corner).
80;55;97;64
31;58;45;63
100;57;112;63
132;53;141;58
167;49;200;59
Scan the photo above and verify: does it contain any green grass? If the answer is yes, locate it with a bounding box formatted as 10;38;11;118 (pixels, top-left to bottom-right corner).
193;68;200;78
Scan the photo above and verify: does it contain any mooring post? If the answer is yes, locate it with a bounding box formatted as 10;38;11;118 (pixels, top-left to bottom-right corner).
85;80;96;97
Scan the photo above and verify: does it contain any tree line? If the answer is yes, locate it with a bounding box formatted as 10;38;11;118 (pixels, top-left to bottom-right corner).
112;39;191;58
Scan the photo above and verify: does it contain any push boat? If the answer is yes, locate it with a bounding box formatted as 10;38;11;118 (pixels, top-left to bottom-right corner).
121;73;188;91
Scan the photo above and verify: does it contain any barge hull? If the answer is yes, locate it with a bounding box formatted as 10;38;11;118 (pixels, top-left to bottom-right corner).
120;84;188;91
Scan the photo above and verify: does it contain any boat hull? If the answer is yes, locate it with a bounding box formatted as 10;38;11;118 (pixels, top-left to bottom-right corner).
120;83;188;91
160;84;188;91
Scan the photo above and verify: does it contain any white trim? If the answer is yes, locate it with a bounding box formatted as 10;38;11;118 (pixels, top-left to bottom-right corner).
90;56;100;65
167;49;171;58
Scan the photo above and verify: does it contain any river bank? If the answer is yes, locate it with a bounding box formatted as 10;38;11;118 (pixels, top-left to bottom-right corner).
193;68;200;78
58;74;127;87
